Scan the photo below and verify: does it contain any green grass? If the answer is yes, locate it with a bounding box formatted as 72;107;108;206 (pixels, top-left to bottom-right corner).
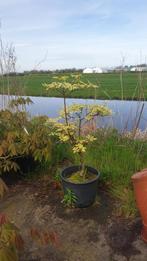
86;131;146;184
1;72;147;100
85;129;147;217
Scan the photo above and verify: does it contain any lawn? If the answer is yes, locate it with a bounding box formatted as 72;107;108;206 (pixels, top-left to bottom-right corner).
1;72;147;100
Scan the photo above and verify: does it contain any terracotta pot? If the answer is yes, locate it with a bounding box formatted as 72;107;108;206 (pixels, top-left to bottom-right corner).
131;169;147;242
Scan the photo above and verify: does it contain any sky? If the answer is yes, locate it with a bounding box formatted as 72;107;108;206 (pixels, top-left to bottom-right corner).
0;0;147;71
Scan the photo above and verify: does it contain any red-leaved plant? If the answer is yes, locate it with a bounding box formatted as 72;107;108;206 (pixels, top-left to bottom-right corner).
0;213;60;261
0;213;24;261
30;228;60;247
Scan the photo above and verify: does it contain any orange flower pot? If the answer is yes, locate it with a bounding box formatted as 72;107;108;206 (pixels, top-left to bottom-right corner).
132;169;147;243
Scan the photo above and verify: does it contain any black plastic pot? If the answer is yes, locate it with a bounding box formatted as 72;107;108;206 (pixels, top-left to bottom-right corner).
61;165;100;208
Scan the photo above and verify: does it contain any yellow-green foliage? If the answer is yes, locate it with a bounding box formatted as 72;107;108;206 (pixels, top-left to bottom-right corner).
44;74;111;178
43;74;98;94
59;103;111;120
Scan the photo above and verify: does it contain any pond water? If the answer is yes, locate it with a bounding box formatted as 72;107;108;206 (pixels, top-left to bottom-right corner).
0;95;147;131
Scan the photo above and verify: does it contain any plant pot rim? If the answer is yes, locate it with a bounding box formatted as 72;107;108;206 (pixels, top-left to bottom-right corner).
61;165;100;185
131;169;147;182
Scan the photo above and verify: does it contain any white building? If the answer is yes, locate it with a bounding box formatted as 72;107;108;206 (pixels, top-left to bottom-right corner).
83;68;94;73
130;67;140;72
130;67;147;72
93;67;103;73
83;67;103;74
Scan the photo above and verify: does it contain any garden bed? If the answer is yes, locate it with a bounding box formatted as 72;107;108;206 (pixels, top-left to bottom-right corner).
1;173;147;261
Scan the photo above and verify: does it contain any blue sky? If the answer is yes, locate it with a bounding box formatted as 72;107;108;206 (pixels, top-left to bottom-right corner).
0;0;147;70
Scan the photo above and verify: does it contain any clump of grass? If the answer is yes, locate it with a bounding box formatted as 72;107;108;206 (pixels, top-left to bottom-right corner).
110;185;138;218
85;128;147;217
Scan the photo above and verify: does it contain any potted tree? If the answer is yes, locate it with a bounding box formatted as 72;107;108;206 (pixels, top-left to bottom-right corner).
43;74;111;207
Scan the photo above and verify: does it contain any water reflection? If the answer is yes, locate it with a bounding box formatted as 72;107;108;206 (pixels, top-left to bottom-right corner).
0;95;147;131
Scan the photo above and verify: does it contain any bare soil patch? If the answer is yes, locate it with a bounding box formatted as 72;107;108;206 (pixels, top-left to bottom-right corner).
0;176;147;261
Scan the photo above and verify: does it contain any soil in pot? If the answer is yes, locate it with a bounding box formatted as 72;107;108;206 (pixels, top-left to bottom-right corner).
67;170;97;184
